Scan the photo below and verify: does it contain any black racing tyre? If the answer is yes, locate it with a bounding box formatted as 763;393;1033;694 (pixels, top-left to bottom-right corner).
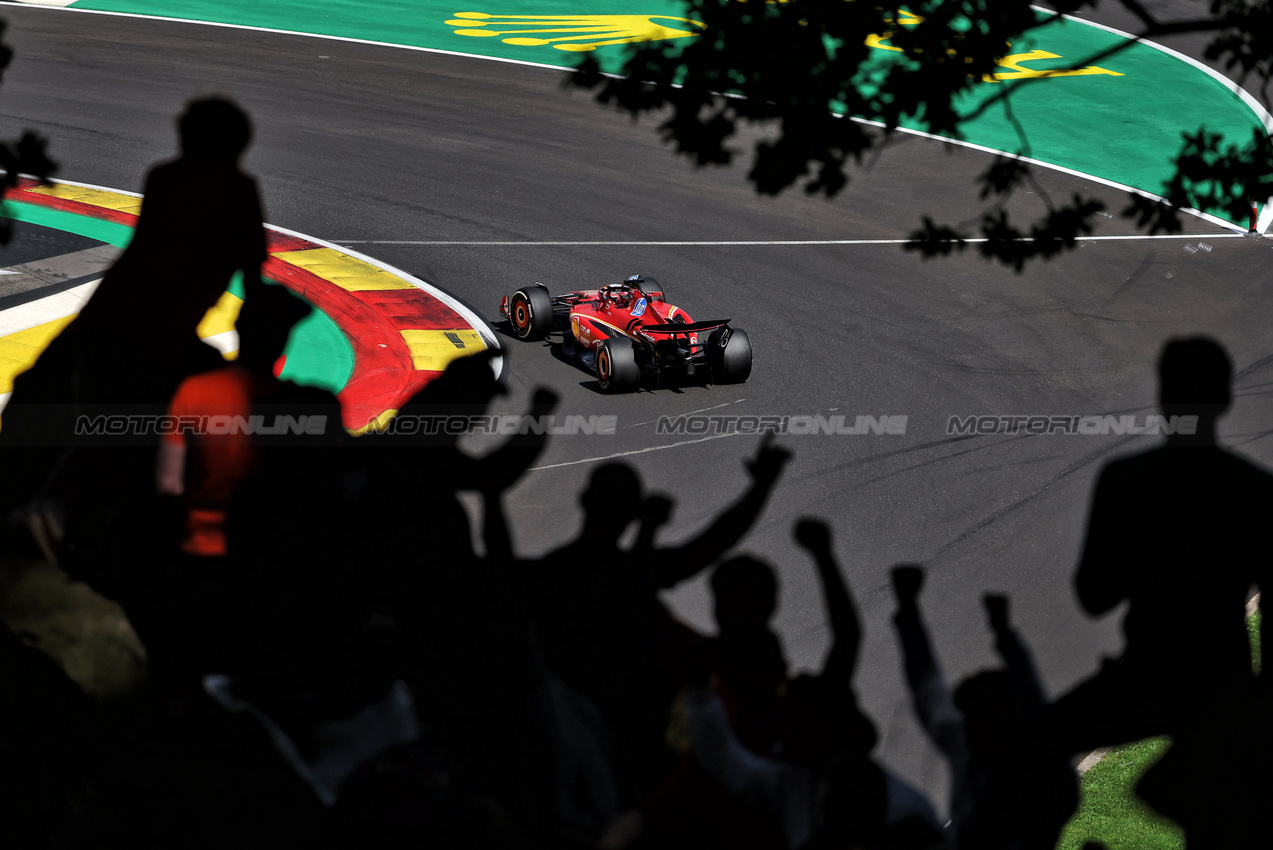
710;327;752;384
509;286;553;341
597;339;640;393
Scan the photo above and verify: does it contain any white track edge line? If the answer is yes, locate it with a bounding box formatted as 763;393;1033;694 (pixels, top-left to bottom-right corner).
265;222;505;374
331;233;1250;246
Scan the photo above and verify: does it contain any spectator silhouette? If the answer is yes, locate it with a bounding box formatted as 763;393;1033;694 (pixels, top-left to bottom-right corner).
705;553;788;756
792;522;940;849
76;96;265;377
151;277;325;687
540;438;790;798
364;348;543;579
476;437;788;849
477;436;640;850
195;357;552;843
621;553;792;850
1;96;267;574
358;352;557;730
629;438;791;702
673;522;939;850
1043;336;1273;757
891;566;1076;850
329;356;565;840
158;276;315;557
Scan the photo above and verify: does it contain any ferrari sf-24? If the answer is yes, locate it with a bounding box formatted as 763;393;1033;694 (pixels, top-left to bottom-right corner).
498;275;751;393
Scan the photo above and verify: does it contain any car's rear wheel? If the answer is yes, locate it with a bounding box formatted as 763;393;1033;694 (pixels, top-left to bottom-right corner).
597;339;640;393
710;327;752;384
509;286;553;341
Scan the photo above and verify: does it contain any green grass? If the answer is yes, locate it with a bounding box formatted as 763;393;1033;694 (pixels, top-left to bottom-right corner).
1056;736;1184;850
1055;610;1261;850
1250;610;1261;676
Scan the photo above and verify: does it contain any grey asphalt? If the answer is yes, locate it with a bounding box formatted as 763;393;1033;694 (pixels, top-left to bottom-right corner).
0;236;115;311
2;2;1271;810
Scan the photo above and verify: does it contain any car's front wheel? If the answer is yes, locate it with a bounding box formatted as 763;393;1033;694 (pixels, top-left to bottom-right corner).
597;339;640;393
509;286;553;341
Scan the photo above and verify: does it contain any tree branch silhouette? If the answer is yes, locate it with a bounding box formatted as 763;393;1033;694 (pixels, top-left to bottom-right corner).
568;0;1273;270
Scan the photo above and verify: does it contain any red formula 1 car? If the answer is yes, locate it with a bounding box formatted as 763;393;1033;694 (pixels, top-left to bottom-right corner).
498;274;752;393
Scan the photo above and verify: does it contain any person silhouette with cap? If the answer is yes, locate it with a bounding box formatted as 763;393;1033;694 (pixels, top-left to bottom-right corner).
75;95;266;381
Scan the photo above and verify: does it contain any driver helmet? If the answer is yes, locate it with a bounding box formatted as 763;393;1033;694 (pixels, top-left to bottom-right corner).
609;286;633;309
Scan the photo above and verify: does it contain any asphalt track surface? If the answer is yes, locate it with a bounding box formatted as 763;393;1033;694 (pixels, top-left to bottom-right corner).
3;0;1273;808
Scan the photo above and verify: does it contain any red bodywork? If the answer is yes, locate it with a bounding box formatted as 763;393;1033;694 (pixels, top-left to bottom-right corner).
561;286;697;351
499;277;748;391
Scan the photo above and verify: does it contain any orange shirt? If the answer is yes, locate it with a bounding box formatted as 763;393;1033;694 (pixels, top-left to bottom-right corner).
165;366;262;555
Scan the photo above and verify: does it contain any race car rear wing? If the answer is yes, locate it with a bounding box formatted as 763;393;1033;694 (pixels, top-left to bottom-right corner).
641;319;731;334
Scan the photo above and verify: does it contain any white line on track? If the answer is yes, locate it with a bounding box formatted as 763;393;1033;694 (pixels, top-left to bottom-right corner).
2;1;1267;234
331;233;1252;246
621;398;745;429
528;430;744;472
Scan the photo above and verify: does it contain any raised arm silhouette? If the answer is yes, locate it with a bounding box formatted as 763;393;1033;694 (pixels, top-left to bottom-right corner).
891;567;1076;850
672;522;941;850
